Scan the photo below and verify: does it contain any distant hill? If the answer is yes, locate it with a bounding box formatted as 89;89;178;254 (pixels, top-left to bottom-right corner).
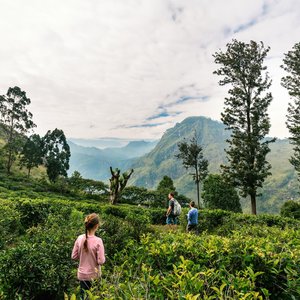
68;137;156;149
129;116;298;214
68;140;158;180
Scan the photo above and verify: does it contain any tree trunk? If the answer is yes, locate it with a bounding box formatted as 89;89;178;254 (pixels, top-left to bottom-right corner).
110;191;118;205
250;193;257;215
196;180;200;208
6;150;12;174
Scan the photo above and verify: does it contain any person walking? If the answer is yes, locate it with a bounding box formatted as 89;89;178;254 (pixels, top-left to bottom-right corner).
72;213;105;299
186;201;198;233
166;192;179;225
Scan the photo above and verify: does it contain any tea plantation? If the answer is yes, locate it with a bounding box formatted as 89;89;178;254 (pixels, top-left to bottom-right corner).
0;176;299;299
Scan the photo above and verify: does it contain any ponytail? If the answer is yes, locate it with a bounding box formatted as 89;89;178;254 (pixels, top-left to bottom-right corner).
83;213;100;252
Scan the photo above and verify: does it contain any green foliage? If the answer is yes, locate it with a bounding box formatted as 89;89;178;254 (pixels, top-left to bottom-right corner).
79;226;300;300
281;42;300;183
68;171;109;200
0;200;22;249
0;86;36;174
43;128;71;182
176;133;209;207
19;134;44;176
157;175;177;195
214;40;275;215
15;199;52;229
0;208;82;300
280;200;300;219
1;173;300;300
202;174;242;212
195;209;300;236
120;185;168;208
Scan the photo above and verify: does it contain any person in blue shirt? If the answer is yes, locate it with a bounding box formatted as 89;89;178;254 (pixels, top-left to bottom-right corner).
187;201;198;232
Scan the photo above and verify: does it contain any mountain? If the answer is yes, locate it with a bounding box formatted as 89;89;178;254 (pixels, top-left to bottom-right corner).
68;140;158;180
129;116;298;214
69;137;137;149
130;116;229;186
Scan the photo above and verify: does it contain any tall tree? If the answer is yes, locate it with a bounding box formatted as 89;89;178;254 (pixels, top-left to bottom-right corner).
0;86;36;173
213;39;275;215
175;134;208;207
19;134;44;177
43;129;70;182
281;42;300;182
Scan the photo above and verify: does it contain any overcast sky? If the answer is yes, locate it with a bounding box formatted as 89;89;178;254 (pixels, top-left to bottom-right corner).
0;0;299;140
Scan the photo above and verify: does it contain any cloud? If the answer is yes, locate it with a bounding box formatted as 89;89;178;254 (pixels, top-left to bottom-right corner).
0;0;299;139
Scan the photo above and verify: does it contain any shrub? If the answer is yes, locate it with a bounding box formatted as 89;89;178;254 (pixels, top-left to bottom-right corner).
0;209;83;300
280;200;300;219
0;200;22;249
202;174;242;212
78;227;300;299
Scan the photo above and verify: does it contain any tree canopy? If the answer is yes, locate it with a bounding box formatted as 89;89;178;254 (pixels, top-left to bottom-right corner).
0;86;36;173
175;133;208;207
19;134;44;177
213;39;275;214
43;129;70;182
202;174;242;212
281;42;300;183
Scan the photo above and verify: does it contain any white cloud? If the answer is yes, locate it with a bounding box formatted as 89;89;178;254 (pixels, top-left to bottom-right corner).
0;0;299;139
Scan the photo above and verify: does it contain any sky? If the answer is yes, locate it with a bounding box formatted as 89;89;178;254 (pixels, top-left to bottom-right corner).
0;0;299;141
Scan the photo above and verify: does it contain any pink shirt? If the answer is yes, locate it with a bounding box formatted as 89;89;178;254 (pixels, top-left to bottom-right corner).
71;234;105;281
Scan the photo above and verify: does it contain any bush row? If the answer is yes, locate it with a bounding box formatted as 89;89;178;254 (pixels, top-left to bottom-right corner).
81;227;300;299
0;199;156;299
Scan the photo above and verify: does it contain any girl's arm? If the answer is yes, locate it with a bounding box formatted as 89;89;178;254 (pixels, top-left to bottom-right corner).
71;238;80;260
97;239;106;265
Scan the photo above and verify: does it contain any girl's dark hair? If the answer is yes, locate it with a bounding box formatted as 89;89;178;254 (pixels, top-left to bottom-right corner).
83;213;100;252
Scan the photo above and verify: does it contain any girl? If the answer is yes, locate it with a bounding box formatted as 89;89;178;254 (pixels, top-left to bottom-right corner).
72;213;105;297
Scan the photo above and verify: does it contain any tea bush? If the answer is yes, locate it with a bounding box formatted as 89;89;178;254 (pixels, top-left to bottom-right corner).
280;200;300;219
85;226;300;299
0;200;22;249
0;208;83;300
1;189;300;300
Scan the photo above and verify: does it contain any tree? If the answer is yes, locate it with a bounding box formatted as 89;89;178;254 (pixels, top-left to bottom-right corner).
0;86;36;173
19;134;44;177
157;175;177;194
109;167;134;205
213;39;275;215
43;129;70;182
281;42;300;182
68;171;109;199
156;176;178;208
175;134;208;207
202;174;242;212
